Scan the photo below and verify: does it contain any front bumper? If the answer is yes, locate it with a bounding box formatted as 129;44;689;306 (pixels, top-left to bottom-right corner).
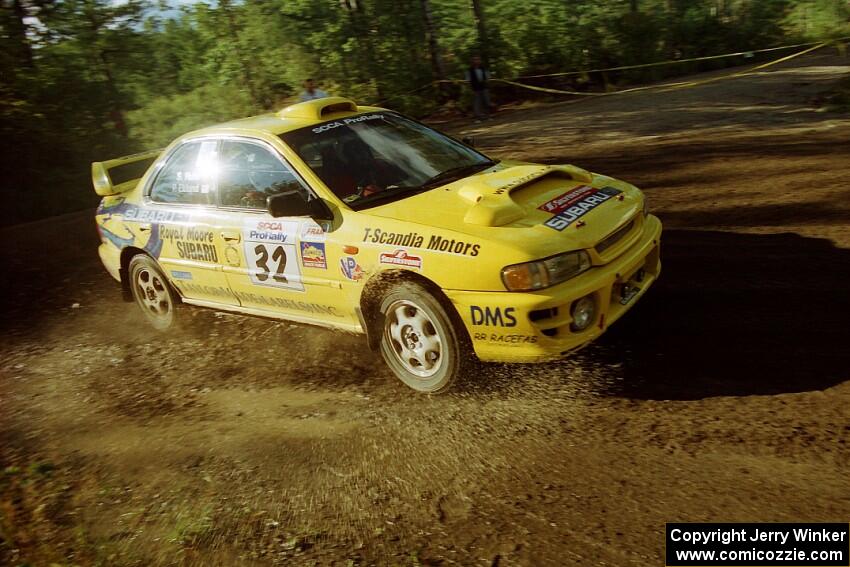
446;214;662;363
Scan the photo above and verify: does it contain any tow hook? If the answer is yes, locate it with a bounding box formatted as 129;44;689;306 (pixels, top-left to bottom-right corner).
620;283;640;305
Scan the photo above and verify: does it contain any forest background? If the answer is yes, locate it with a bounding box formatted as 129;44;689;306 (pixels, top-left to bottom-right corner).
1;0;848;225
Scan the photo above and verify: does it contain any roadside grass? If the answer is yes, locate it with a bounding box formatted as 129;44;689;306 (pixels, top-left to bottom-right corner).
166;507;215;547
0;461;79;565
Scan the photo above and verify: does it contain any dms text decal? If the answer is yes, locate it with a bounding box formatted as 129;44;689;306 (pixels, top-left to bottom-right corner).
470;306;517;327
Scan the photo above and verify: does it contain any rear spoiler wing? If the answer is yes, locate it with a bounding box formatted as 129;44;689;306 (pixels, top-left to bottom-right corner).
92;148;163;196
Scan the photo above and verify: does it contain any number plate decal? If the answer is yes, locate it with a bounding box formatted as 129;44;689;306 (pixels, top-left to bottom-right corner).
243;219;304;291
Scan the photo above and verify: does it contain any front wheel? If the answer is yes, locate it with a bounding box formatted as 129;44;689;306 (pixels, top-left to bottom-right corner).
378;282;472;393
129;255;178;331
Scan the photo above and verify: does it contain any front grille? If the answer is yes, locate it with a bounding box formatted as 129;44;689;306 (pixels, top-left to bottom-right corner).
595;219;635;255
529;306;558;322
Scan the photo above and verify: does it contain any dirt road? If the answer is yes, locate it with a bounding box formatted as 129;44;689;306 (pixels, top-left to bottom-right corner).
2;51;849;566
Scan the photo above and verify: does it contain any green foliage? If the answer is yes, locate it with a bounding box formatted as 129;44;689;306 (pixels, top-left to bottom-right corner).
0;0;846;225
127;83;255;148
783;0;850;39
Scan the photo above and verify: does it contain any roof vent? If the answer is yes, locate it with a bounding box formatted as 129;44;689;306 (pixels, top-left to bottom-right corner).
277;97;359;121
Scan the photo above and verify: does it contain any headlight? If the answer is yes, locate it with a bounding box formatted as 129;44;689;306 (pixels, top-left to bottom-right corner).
570;295;596;331
501;250;591;292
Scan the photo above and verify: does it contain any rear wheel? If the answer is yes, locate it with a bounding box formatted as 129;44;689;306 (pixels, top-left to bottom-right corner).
129;255;178;331
378;282;472;393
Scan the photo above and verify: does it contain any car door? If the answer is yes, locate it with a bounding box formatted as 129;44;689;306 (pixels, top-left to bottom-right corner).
215;138;353;327
143;138;239;306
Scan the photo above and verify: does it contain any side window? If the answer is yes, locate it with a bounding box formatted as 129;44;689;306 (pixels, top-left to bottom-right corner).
218;140;307;209
150;140;218;205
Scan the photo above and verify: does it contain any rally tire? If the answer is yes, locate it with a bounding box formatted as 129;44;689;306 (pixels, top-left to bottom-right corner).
378;281;472;394
129;255;179;331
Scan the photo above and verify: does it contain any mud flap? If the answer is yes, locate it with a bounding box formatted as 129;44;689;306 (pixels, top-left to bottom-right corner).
356;306;384;351
120;266;133;302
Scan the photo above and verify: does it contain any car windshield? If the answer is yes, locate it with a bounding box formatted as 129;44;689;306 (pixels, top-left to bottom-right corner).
280;112;494;210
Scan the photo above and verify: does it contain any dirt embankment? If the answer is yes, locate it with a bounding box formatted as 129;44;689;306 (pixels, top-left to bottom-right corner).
1;51;849;566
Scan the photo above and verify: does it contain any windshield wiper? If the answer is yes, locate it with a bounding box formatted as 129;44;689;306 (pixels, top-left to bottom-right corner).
349;160;498;210
417;160;497;189
349;185;431;209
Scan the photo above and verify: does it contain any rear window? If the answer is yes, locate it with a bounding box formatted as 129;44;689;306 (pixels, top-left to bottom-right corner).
109;156;157;186
149;141;217;205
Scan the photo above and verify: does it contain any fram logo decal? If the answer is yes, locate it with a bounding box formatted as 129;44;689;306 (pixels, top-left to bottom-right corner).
301;223;325;241
379;249;423;269
470;306;517;327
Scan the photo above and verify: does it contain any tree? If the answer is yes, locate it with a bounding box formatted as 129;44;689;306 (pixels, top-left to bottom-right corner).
470;0;490;66
39;0;146;136
1;0;841;226
421;0;447;83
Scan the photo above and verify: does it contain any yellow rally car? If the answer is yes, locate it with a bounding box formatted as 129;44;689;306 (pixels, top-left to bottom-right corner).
93;97;661;393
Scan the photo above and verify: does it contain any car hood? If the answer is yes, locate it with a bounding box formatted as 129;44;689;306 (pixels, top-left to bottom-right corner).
364;162;644;252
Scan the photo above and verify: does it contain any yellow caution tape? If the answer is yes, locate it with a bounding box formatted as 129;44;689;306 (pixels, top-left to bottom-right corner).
373;38;847;105
470;41;830;97
515;40;834;79
661;41;828;91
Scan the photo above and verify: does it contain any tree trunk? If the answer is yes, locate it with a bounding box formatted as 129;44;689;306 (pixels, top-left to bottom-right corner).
420;0;446;82
470;0;490;67
98;52;128;137
345;3;383;101
10;0;34;69
84;10;127;137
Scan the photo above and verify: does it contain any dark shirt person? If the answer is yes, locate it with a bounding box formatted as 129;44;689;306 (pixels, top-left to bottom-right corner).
465;56;491;121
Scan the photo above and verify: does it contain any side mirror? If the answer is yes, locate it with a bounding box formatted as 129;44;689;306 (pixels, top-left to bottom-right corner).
462;136;476;147
268;190;332;220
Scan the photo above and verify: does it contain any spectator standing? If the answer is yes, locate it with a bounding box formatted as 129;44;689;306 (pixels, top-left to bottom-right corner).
465;55;491;121
299;78;329;102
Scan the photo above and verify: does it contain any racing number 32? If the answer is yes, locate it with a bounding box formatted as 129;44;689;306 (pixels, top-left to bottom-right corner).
253;244;287;283
244;242;304;291
242;220;305;291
